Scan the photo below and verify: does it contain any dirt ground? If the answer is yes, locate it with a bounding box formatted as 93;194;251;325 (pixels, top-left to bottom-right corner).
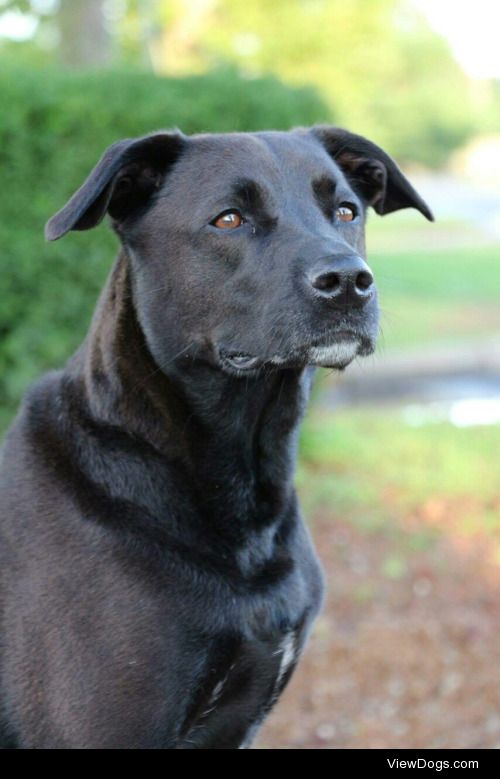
256;511;500;749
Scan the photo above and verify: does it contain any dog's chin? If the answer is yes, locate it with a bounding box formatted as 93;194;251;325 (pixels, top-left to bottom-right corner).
306;340;361;369
270;333;375;371
216;334;375;376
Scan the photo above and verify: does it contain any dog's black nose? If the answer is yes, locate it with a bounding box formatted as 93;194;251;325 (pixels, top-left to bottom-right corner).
308;254;374;305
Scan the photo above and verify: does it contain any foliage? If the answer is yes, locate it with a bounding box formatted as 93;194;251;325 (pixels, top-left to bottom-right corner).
0;63;327;427
123;0;478;167
0;0;489;166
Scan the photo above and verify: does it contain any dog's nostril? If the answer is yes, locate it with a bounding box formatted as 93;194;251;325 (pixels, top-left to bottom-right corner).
355;270;374;292
312;271;341;292
308;255;374;302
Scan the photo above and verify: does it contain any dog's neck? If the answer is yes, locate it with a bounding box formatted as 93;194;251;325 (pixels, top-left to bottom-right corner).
69;251;312;529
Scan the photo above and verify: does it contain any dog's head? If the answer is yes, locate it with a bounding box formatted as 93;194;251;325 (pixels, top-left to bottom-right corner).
46;127;432;376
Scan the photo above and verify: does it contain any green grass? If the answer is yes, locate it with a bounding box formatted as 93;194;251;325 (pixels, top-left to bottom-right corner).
301;407;500;502
372;246;500;302
299;407;500;539
368;244;500;350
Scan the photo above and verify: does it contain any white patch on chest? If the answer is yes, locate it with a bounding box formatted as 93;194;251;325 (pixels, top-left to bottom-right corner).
201;662;236;719
238;630;298;749
273;630;296;692
187;631;299;748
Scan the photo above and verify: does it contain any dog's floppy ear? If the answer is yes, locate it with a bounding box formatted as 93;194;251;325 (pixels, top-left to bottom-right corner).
310;126;433;221
45;131;186;241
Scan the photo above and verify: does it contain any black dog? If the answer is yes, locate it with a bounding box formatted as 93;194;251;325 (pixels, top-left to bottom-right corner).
0;126;432;749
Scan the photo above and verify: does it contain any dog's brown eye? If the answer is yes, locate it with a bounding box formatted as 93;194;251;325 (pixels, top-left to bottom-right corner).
212;210;244;229
335;204;356;222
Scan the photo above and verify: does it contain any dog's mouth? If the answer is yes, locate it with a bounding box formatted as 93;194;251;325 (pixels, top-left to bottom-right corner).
218;350;262;372
217;331;374;375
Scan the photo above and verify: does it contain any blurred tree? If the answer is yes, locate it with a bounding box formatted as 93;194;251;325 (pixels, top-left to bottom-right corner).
0;0;110;65
0;0;497;165
156;0;216;73
134;0;475;165
0;0;31;13
58;0;111;66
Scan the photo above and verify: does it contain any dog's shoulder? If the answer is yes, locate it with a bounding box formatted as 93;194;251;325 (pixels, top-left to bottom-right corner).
1;369;66;472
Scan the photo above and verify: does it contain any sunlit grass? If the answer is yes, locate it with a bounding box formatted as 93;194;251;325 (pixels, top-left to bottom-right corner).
299;407;500;538
369;244;500;350
372;246;500;302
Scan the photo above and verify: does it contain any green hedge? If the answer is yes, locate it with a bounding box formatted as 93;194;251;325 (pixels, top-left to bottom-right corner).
0;65;328;428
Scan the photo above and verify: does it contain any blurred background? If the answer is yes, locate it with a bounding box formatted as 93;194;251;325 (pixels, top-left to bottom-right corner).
1;0;499;749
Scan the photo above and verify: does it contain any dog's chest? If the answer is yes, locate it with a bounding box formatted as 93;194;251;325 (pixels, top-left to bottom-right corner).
177;626;301;749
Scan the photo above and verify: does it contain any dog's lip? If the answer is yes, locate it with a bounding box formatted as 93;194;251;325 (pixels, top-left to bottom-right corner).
218;349;261;371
